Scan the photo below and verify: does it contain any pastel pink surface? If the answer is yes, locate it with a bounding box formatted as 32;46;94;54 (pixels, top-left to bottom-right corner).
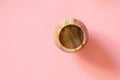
0;0;120;80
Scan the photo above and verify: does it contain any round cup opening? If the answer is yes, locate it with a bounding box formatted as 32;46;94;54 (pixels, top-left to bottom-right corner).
59;25;84;49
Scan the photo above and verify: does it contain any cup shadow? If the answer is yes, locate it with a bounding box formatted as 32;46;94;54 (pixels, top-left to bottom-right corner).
75;34;118;73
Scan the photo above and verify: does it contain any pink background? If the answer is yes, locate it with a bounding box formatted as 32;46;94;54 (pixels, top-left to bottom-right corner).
0;0;120;80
